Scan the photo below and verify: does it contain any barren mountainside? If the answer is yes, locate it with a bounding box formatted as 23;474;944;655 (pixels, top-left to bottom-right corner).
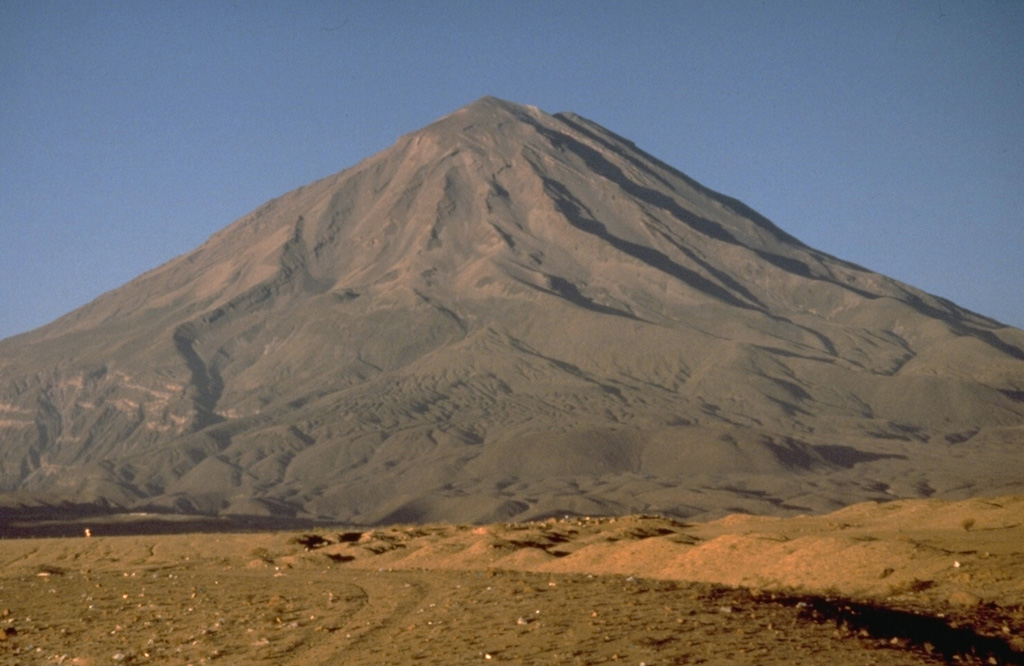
2;96;1023;525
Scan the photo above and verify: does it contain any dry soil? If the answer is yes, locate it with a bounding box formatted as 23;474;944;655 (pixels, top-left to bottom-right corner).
2;495;1023;665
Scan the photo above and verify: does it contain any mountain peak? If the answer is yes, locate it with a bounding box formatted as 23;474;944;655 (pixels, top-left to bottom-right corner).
1;99;1022;525
457;95;546;117
464;94;533;111
413;95;552;149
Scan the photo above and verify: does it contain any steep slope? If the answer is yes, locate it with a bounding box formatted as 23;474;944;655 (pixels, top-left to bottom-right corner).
2;97;1022;524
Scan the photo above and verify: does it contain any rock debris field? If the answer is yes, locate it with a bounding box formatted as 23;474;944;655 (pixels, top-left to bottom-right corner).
2;495;1023;665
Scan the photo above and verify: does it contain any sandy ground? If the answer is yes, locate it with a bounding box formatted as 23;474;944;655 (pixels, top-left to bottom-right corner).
1;495;1022;665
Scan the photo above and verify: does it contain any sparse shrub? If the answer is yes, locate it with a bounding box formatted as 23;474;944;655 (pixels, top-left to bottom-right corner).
288;533;331;550
250;547;273;562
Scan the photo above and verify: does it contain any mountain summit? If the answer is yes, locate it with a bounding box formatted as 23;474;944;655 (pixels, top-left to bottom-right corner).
2;97;1023;524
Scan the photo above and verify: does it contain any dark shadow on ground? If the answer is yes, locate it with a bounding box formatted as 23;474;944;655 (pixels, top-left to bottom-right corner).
779;592;1024;665
0;504;340;539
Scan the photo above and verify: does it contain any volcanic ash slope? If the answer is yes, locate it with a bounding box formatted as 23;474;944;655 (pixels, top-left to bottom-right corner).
1;96;1022;524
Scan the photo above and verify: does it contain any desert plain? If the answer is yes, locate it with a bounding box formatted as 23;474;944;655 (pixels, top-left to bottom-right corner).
2;494;1023;665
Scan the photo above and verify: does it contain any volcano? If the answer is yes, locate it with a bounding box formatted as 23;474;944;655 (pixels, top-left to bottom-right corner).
2;97;1022;525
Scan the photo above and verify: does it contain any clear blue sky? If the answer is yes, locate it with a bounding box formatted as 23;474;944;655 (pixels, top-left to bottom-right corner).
2;1;1022;340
